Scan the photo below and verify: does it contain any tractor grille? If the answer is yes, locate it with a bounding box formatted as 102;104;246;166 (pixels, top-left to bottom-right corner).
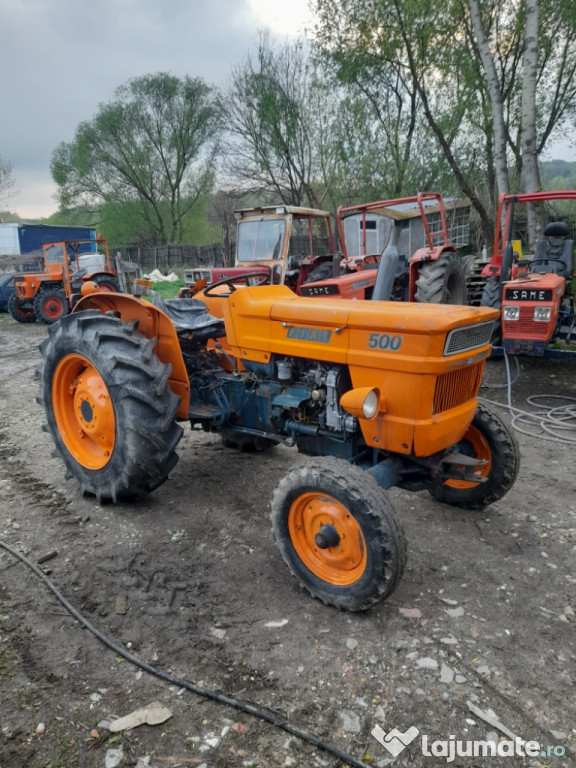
503;315;550;339
433;363;483;414
444;321;494;356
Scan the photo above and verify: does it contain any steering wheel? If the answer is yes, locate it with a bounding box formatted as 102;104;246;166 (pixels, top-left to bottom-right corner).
203;270;271;297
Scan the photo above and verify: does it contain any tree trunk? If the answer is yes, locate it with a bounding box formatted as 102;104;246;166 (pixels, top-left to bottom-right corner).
468;0;509;200
521;0;545;247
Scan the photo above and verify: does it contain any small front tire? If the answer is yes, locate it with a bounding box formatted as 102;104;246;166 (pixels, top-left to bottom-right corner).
428;402;519;509
271;458;407;611
8;293;36;323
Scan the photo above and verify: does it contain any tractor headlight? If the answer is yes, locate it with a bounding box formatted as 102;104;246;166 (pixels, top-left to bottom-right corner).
533;306;551;322
503;306;520;321
340;387;381;420
362;389;379;419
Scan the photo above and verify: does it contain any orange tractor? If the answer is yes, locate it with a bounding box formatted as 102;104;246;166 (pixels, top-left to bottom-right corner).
9;237;119;324
37;274;518;611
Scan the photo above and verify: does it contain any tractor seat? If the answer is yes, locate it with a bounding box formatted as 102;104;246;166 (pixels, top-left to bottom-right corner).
152;292;226;339
531;221;574;278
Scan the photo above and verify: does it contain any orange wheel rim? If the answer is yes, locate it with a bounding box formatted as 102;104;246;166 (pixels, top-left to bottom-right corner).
52;354;115;469
288;492;367;585
445;424;492;489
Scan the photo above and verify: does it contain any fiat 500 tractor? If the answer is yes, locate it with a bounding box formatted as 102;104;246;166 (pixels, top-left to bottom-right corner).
38;274;519;611
480;190;576;357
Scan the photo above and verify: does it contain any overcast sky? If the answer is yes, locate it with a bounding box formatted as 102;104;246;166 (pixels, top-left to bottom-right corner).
2;0;574;219
0;0;314;218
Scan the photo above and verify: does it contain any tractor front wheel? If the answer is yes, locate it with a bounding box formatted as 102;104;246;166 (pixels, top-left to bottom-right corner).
428;402;519;509
7;293;35;323
34;290;69;324
414;253;467;304
37;310;183;502
271;458;407;611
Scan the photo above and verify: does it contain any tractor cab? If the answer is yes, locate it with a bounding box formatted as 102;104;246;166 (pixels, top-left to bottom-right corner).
181;206;337;296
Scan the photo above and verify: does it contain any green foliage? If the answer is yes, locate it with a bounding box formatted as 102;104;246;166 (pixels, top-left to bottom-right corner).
0;209;23;223
221;32;342;209
541;160;576;189
51;73;221;245
150;279;185;298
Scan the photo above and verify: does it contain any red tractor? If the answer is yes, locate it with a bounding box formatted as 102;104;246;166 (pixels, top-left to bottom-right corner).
480;191;576;357
9;237;120;324
182;194;469;307
298;192;468;304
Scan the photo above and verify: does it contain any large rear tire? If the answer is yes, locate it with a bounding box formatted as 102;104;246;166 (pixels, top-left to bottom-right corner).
37;310;183;503
7;293;35;323
414;253;467;304
34;290;69;324
428;402;519;509
271;458;407;611
91;274;121;292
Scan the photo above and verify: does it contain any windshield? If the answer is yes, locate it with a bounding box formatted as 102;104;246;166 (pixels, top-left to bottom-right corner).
44;245;65;265
237;219;286;262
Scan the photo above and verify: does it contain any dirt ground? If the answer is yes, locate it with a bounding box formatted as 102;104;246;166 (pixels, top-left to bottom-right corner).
0;312;575;768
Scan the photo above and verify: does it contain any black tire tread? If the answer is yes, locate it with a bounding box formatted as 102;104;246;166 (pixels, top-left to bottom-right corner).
414;252;467;304
428;401;519;509
34;289;69;324
91;274;121;292
38;310;183;503
7;292;35;323
271;457;407;611
480;277;502;344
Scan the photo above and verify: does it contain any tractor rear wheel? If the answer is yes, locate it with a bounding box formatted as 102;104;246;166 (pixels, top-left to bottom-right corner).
414;253;467;304
34;290;69;324
271;458;407;611
37;310;183;503
428;402;519;509
91;274;120;292
7;293;35;323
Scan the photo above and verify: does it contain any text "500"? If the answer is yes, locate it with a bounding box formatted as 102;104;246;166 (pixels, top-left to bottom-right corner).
368;333;403;351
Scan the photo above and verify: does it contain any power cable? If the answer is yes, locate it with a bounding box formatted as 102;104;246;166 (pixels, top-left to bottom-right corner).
0;539;367;768
481;348;576;444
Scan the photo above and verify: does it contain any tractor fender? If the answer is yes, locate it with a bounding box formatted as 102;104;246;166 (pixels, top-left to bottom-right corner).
72;292;190;418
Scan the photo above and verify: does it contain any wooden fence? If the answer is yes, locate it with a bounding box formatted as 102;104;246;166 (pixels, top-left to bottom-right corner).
122;243;226;272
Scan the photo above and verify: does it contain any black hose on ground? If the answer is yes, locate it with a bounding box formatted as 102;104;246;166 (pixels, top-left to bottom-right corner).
0;539;368;768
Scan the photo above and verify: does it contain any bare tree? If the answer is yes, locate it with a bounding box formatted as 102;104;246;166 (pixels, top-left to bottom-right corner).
220;32;342;209
0;156;15;207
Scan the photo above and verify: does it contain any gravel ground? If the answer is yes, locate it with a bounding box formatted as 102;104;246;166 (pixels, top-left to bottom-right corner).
0;313;575;768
